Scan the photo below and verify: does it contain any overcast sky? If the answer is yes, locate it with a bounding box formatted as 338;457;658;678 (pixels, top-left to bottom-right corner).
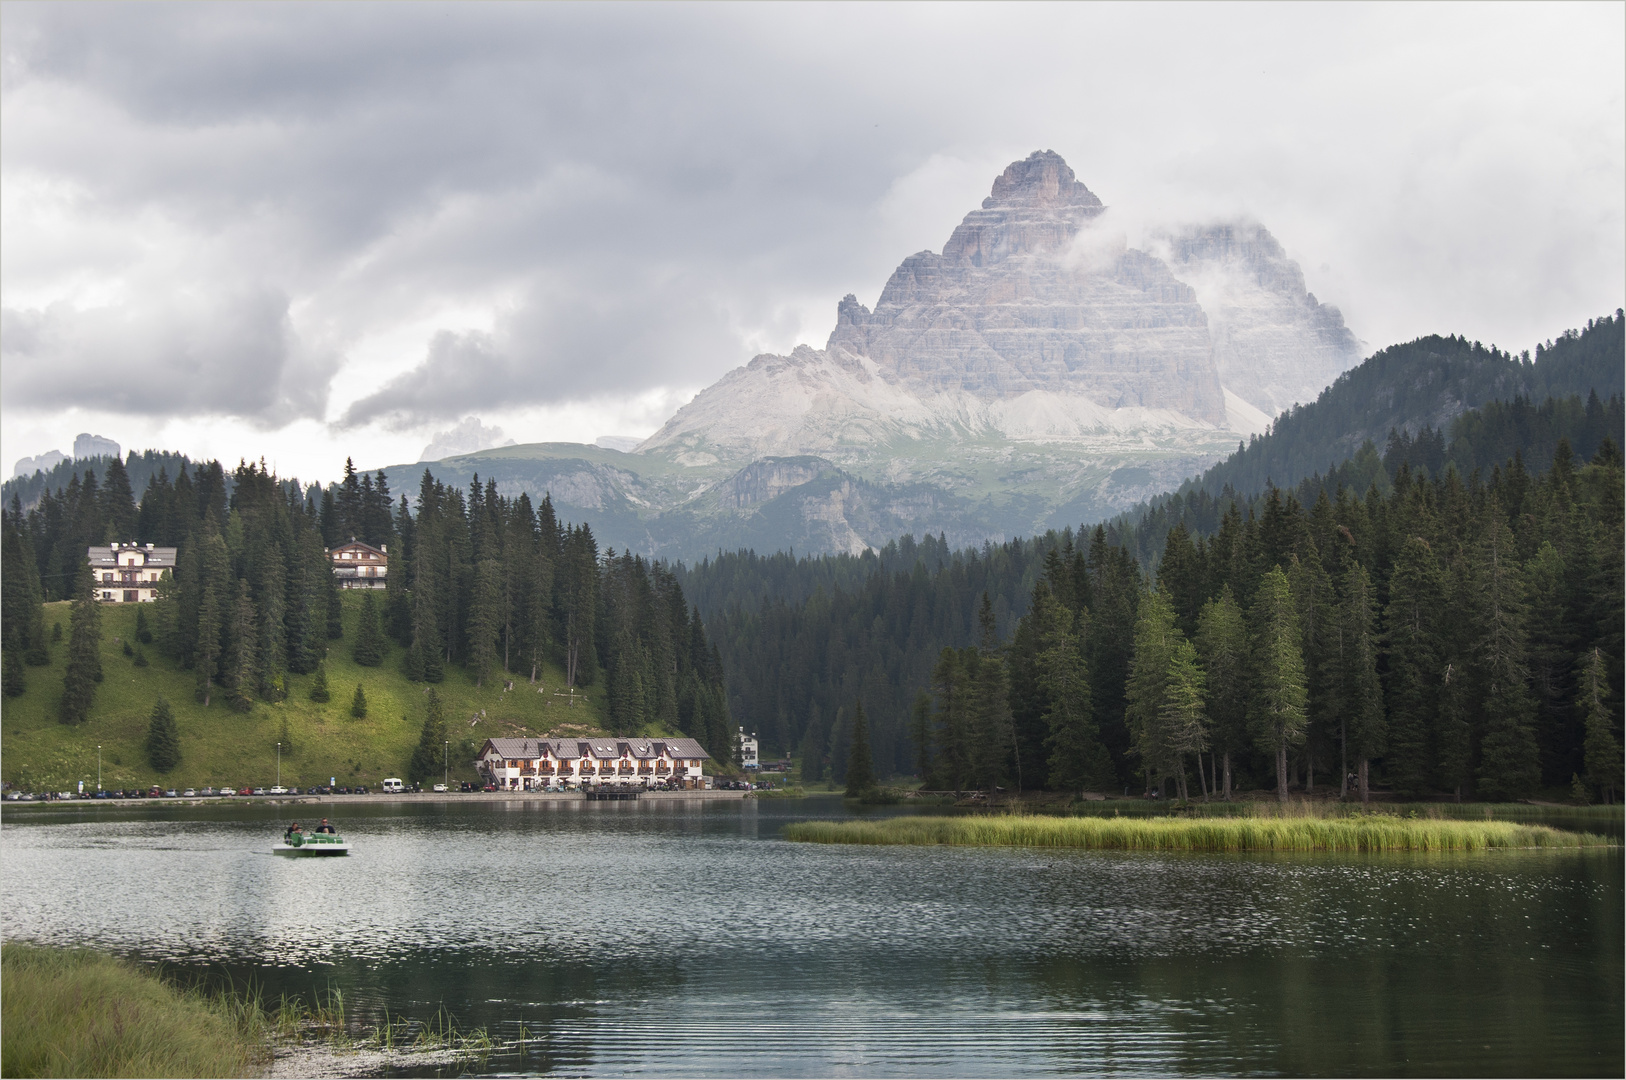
3;2;1622;483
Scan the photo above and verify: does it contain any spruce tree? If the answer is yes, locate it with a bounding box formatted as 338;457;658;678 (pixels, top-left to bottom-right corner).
1383;537;1442;797
3;646;24;698
1157;635;1208;802
1195;586;1248;800
845;700;875;796
909;691;934;781
351;590;384;666
408;688;448;783
1581;647;1622;804
1474;518;1541;800
1341;563;1385;802
1125;587;1180;793
134;646;149;667
1039;609;1112;793
135;606;153;645
1248;566;1308;801
466;558;503;686
350;682;368;719
59;564;102;725
145;697;181;772
309;661;331;703
225;581;257;713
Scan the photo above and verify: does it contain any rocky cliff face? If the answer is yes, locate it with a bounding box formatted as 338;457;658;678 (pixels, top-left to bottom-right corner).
1161;221;1363;416
475;151;1367;557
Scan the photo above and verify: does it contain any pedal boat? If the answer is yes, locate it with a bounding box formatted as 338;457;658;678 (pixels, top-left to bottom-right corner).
273;832;350;856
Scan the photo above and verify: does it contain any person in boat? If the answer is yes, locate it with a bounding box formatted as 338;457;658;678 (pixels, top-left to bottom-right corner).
284;822;303;839
315;818;336;834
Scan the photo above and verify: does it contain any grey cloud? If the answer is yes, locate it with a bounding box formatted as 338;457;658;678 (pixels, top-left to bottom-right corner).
2;3;1620;445
0;287;334;426
341;279;742;428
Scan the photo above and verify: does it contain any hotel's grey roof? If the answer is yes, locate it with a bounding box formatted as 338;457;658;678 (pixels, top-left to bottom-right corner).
481;735;711;761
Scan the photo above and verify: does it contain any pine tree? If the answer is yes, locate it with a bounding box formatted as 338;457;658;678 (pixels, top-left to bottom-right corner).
59;564;102;725
1125;588;1181;794
309;662;331;703
1037;607;1112;793
1158;635;1208;802
845;700;875;796
350;682;368;719
3;646;24;697
1195;586;1248;800
1340;563;1385;802
1474;517;1541;800
1383;537;1442;797
466;557;503;686
133;646;149;667
1248;566;1308;801
135;606;153;645
225;581;257;713
909;691;933;780
351;590;384;666
145;696;181;772
1581;647;1622;803
195;583;222;706
408;688;448;783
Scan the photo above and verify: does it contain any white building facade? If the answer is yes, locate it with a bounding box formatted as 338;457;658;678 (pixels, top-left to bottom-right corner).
476;737;711;791
328;539;388;589
87;543;176;603
738;728;759;769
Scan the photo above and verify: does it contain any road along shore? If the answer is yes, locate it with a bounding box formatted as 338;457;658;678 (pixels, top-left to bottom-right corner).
4;789;753;810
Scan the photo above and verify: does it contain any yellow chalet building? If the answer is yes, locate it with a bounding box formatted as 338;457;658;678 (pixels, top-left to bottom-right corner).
86;543;176;603
476;737;711;791
328;539;388;589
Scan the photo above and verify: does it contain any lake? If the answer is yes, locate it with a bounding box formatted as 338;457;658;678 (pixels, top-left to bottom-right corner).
2;797;1620;1077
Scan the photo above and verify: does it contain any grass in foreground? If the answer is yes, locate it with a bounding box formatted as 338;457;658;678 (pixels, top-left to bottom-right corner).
0;945;266;1078
781;812;1614;852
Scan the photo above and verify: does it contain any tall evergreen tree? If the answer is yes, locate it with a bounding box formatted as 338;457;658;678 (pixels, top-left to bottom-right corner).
845;700;875;795
408;688;448;783
145;696;181;772
1581;647;1622;804
1340;562;1385;802
1474;516;1541;800
1248;566;1308;801
1383;537;1443;796
351;590;384;666
350;682;368;719
1195;586;1248;800
309;661;332;703
59;563;102;725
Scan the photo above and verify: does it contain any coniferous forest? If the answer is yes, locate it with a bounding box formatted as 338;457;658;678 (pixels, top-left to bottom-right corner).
3;315;1622;800
2;460;736;763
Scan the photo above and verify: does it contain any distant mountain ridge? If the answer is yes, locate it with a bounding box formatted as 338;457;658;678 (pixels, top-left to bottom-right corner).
395;151;1366;558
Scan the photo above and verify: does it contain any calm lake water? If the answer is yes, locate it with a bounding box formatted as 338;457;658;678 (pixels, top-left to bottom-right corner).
2;798;1620;1077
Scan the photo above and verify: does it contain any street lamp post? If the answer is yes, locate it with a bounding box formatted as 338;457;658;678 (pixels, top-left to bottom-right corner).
443;740;449;791
276;742;281;790
97;745;101;792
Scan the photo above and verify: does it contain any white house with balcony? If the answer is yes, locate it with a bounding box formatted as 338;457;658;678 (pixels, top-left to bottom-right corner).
476;736;711;791
738;727;759;769
327;539;388;589
87;543;176;603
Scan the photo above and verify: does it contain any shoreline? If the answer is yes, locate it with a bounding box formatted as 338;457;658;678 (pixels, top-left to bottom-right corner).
2;789;753;810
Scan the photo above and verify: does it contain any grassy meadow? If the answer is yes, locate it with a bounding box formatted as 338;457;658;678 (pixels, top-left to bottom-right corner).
0;945;268;1078
782;809;1615;853
1;592;616;794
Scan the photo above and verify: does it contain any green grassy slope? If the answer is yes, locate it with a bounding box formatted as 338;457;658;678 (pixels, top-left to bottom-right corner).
1;592;615;794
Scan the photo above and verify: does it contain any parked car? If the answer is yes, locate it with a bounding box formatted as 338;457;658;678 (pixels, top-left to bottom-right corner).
268;786;288;795
432;783;448;792
238;787;254;796
164;789;179;798
182;789;196;797
251;788;266;796
381;778;404;793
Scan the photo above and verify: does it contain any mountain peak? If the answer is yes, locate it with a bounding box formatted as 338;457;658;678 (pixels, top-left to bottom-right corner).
982;149;1103;211
943;150;1105;264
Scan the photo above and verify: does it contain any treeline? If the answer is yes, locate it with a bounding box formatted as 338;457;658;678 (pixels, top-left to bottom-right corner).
390;472;735;757
1169;310;1623;507
696;439;1624;801
2;449;194;518
0;460;736;762
1116;389;1623;567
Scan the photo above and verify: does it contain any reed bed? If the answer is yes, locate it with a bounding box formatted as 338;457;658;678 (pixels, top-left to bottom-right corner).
782;813;1613;852
0;945;267;1078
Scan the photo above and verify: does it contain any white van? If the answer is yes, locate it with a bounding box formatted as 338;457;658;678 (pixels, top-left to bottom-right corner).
381;778;405;793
